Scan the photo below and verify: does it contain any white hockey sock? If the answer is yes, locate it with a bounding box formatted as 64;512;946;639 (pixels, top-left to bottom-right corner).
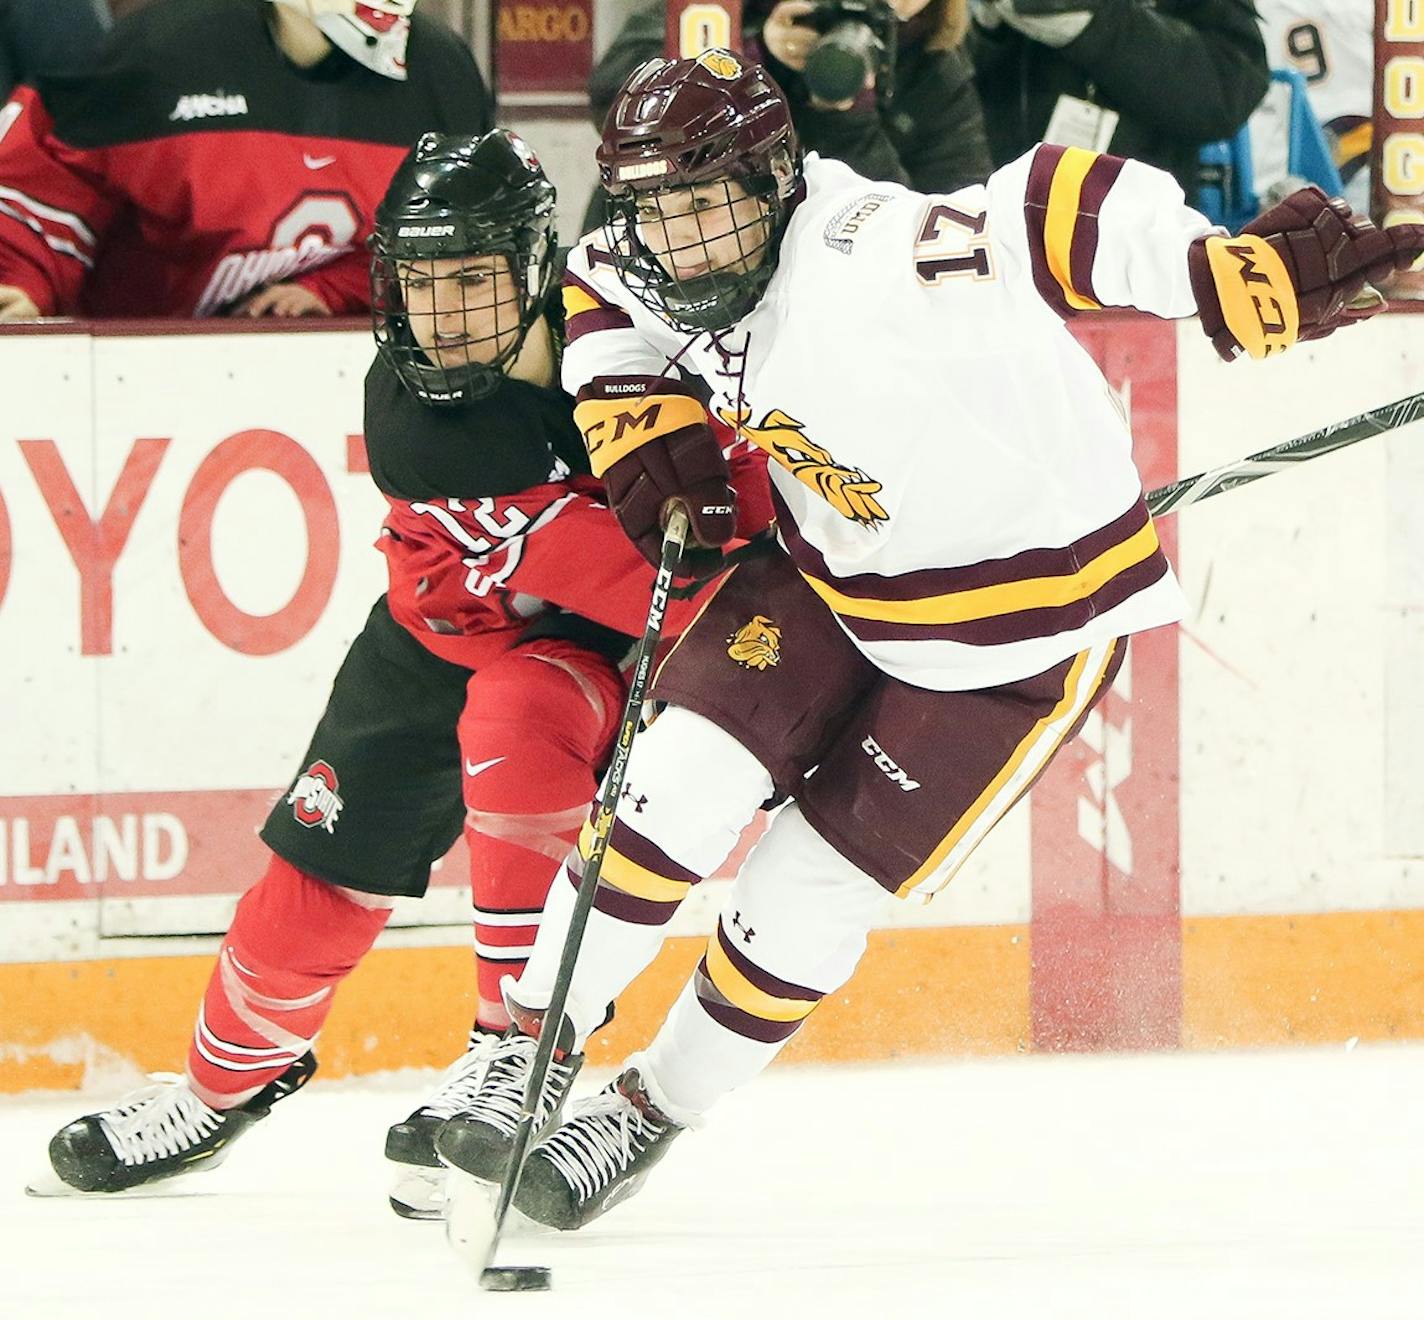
640;804;889;1117
509;708;777;1050
509;859;667;1046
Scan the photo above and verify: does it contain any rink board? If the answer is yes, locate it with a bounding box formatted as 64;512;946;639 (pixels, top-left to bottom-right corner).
1;312;1422;1089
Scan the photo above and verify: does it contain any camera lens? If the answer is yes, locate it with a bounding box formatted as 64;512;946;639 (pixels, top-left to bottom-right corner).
804;19;877;104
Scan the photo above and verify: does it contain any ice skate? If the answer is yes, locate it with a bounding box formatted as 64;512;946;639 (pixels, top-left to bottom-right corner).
41;1053;316;1195
513;1065;685;1230
433;1014;582;1188
385;1028;502;1219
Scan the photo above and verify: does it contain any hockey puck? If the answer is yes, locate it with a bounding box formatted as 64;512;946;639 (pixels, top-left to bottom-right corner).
480;1266;552;1292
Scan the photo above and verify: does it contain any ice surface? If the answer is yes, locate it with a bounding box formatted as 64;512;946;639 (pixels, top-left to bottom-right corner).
5;1045;1422;1318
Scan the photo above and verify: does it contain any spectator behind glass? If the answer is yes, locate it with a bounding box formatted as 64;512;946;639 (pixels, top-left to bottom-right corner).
968;0;1269;195
0;0;491;322
585;0;991;228
0;0;110;102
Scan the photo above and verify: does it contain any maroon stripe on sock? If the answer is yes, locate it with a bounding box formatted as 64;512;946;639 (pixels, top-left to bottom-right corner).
714;923;822;1002
693;963;805;1043
604;818;702;885
590;881;681;926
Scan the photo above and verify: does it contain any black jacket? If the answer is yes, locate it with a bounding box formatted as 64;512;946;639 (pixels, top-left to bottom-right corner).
0;0;109;101
967;0;1269;195
585;0;991;227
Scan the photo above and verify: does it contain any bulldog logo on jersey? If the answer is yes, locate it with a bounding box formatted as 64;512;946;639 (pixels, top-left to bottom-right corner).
718;406;888;528
287;760;344;834
727;615;782;670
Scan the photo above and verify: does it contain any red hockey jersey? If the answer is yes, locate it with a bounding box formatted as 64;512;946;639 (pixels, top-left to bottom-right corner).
0;0;490;317
362;353;772;672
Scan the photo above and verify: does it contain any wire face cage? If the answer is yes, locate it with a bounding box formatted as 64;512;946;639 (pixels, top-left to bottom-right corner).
371;246;543;403
605;175;783;333
370;129;558;406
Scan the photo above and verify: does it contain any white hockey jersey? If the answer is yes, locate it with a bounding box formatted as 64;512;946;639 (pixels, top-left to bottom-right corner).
562;146;1205;692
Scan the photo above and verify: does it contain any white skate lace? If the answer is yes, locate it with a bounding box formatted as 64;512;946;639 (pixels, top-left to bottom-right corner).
417;1037;501;1121
463;1036;577;1137
98;1075;225;1167
535;1085;668;1205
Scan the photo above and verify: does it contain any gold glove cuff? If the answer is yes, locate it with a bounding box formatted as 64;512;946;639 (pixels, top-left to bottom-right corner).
575;393;708;478
1204;233;1300;360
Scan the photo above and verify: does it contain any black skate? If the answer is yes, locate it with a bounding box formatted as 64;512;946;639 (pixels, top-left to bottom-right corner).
45;1053;316;1194
513;1066;685;1230
433;1013;582;1187
385;1028;502;1220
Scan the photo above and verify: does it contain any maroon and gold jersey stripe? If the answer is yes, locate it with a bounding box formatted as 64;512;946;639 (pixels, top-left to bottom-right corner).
774;487;1169;646
1024;145;1128;318
561;271;633;344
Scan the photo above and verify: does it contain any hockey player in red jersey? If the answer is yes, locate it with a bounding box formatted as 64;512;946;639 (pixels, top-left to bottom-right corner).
0;0;490;321
436;51;1424;1230
40;128;770;1217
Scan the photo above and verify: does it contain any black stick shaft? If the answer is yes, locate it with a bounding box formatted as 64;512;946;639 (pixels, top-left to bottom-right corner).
1146;391;1424;517
479;506;690;1277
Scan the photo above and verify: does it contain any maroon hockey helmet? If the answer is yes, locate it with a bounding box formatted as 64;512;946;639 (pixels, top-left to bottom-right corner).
596;49;803;331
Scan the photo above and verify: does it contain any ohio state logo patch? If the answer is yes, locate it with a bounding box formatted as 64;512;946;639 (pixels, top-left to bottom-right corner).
287;760;344;834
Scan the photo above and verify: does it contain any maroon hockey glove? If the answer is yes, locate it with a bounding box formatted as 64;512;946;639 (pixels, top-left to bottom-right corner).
574;379;737;571
1189;186;1424;362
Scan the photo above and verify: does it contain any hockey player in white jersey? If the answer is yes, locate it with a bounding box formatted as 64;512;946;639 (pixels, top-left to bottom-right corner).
435;49;1424;1230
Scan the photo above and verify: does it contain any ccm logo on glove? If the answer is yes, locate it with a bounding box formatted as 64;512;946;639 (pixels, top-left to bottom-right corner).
578;393;707;478
1190;186;1424;363
1199;234;1299;359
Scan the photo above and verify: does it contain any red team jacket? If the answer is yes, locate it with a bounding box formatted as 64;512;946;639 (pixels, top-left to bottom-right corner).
362;354;772;671
0;0;490;317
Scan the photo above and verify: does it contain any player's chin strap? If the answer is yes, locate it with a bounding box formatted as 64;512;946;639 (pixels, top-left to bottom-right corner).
667;528;780;599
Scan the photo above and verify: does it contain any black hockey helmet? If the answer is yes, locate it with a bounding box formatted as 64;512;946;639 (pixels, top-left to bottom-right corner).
371;129;558;404
596;49;802;332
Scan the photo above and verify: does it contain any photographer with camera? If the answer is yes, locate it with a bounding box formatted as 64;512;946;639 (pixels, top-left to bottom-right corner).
968;0;1269;194
585;0;990;225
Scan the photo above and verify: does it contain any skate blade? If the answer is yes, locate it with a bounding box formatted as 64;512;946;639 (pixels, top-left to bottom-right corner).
25;1168;216;1200
444;1167;549;1268
389;1166;447;1221
389;1196;444;1221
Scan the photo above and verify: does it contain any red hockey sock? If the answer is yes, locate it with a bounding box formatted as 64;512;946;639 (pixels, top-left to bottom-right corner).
460;640;623;1031
186;854;393;1108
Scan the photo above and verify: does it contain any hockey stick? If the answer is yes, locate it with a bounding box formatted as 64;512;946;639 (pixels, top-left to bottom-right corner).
469;505;691;1294
1146;390;1424;517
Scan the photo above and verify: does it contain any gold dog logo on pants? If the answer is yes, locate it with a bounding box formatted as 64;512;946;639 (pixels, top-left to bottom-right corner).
728;615;781;670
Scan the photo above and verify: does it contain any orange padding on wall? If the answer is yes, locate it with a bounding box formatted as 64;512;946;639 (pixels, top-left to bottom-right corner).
4;911;1424;1093
0;925;1029;1093
1180;910;1424;1046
